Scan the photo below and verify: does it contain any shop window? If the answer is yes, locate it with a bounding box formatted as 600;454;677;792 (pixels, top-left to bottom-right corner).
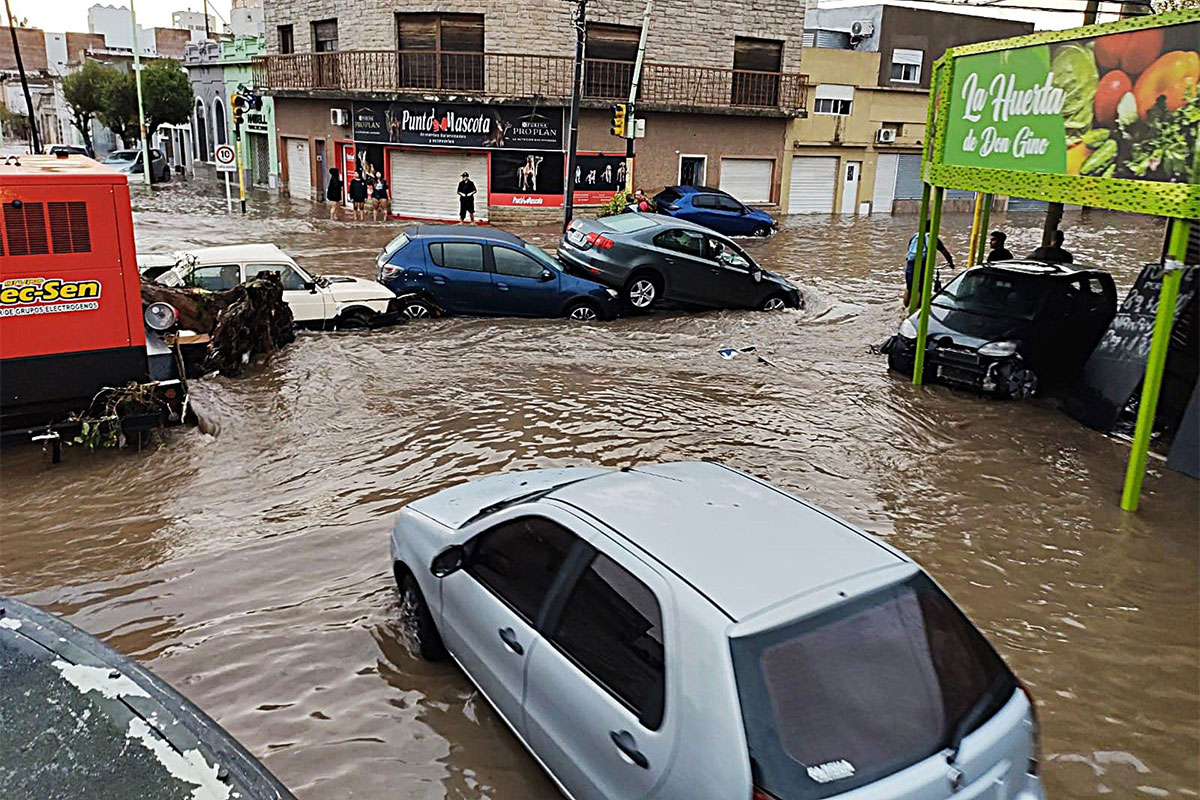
890;49;923;84
732;37;782;107
584;23;639;100
397;13;484;91
278;25;294;54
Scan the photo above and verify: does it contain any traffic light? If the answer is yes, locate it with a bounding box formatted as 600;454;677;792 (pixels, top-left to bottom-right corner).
610;103;627;138
231;92;249;128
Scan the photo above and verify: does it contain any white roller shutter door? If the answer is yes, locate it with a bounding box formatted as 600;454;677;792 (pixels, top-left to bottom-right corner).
286;138;312;200
787;156;837;214
718;158;773;204
389;150;489;221
871;153;899;214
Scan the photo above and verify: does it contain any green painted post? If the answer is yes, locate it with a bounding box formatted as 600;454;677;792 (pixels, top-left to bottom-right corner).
1120;219;1191;512
909;183;931;314
912;185;945;386
976;193;993;265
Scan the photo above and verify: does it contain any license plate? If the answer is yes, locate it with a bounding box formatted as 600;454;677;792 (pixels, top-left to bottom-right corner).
567;230;586;246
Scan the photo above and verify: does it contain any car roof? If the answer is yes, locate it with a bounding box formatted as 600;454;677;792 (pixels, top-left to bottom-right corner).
981;260;1098;278
666;185;729;196
406;224;525;245
600;212;726;237
547;462;904;621
155;243;293;264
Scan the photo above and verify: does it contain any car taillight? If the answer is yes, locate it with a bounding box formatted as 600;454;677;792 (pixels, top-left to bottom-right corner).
585;231;614;249
380;264;401;280
1020;680;1041;776
752;787;780;800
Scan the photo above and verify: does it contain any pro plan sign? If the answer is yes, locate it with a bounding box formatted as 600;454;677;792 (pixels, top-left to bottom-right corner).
214;143;237;173
352;102;564;151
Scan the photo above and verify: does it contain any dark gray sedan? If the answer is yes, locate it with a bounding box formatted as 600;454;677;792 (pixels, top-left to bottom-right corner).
558;213;801;312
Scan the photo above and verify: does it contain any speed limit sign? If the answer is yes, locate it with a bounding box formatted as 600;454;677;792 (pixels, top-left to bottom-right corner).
214;144;237;172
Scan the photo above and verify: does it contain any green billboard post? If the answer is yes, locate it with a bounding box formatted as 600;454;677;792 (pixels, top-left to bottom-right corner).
911;9;1200;512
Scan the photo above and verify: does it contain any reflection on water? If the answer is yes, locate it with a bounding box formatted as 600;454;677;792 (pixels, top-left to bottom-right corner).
1;184;1196;799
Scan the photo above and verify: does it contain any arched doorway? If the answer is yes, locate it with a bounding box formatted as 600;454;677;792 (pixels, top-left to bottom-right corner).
194;99;209;162
212;97;227;146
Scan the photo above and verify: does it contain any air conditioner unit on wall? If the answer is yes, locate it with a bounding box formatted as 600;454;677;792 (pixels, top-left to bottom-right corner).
876;128;897;144
850;20;875;39
330;108;349;127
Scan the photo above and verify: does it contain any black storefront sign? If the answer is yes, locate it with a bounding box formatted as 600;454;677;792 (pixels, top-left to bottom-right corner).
352;102;564;150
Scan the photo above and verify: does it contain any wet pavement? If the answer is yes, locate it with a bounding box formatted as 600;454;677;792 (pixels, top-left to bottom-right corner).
1;182;1196;799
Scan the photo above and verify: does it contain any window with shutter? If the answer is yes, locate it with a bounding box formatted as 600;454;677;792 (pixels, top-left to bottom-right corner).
396;14;483;90
732;37;782;106
584;23;639;99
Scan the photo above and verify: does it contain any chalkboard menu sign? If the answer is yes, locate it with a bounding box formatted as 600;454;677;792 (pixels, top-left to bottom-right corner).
1062;262;1198;432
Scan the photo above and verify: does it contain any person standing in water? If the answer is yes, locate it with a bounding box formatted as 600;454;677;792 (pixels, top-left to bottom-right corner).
326;167;343;221
370;172;390;222
457;171;477;224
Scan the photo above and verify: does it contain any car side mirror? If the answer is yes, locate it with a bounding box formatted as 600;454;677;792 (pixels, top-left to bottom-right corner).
540;269;554;282
430;545;465;578
303;280;317;292
739;207;749;215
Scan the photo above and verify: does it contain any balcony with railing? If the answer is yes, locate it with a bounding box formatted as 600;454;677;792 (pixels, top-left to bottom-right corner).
252;50;808;115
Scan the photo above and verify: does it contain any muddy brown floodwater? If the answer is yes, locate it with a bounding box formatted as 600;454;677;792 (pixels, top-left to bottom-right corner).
1;184;1197;799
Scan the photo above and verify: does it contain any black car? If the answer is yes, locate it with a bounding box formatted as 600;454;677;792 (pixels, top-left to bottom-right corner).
48;144;92;157
882;261;1117;398
558;212;800;312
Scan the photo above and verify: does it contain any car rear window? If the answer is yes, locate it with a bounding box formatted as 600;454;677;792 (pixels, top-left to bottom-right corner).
654;188;682;204
731;572;1015;800
381;232;410;262
601;214;658;233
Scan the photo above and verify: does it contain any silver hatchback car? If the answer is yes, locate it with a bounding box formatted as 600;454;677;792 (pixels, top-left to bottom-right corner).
390;462;1045;800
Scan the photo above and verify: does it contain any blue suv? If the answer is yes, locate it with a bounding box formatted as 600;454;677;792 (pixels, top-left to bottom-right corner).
653;186;776;237
376;226;620;321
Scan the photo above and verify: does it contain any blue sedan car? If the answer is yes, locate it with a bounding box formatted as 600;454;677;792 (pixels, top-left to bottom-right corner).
376;226;620;321
653;186;776;237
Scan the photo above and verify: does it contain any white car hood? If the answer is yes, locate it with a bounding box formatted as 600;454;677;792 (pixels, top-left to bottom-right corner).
322;275;396;301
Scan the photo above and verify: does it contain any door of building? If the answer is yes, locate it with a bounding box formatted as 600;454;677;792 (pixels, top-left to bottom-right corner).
389;150;489;221
679;155;706;187
250;133;269;187
718;158;773;204
840;161;861;215
286;137;312;200
872;153;899;214
786;156;837;214
339;142;356;208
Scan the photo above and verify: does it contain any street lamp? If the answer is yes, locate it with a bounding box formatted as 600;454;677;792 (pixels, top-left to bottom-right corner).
129;0;153;189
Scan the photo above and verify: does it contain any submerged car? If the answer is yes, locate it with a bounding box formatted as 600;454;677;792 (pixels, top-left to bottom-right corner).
391;461;1044;800
376;226;620;321
653;185;777;237
883;261;1117;398
102;147;171;183
141;243;398;329
558;213;800;312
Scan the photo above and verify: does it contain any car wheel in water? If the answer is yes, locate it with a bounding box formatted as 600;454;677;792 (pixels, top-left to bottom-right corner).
399;571;447;661
999;361;1038;399
761;294;788;311
336;309;372;330
566;301;600;322
752;225;770;237
401;298;435;320
625;274;660;311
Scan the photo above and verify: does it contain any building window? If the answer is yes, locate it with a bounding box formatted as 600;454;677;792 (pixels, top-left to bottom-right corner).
814;84;853;116
584;23;639;99
396;13;483;90
312;19;338;52
212;97;227;146
890;49;923;83
732;36;782;107
278;24;294;54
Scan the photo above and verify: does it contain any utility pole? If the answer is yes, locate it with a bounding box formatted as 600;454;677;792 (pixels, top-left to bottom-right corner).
203;0;211;40
4;0;41;153
562;0;587;231
130;0;153;189
623;0;652;194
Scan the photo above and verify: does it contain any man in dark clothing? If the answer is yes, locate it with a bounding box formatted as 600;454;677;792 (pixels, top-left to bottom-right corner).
370;173;390;222
348;171;369;221
326;167;343;221
986;230;1014;262
904;223;955;306
457;171;477;223
1029;229;1074;264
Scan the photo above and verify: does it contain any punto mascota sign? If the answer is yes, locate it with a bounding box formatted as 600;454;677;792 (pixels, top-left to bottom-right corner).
352;102;565;151
926;10;1200;217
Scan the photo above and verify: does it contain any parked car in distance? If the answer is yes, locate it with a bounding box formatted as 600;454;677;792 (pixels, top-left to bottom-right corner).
558;212;800;312
48;144;91;158
102;148;171;183
141;243;398;329
653;185;776;237
376;225;620;321
391;461;1044;800
883;261;1117;398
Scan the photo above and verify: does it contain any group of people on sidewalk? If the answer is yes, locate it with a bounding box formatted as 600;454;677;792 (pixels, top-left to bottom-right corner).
903;226;1074;305
325;167;391;222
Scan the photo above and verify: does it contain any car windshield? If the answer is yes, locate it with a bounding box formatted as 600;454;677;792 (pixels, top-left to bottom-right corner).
380;232;411;262
731;572;1016;800
105;151;138;163
933;270;1054;321
523;242;561;271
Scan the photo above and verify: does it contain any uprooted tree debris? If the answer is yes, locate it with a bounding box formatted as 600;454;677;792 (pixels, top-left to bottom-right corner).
141;272;296;377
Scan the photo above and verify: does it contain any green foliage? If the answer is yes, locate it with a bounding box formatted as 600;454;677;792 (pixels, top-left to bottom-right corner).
98;70;139;144
97;59;194;145
597;190;632;217
62;60;120;153
0;105;30;140
69;383;164;450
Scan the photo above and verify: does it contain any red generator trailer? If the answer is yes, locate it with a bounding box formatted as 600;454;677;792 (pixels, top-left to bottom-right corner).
0;154;185;455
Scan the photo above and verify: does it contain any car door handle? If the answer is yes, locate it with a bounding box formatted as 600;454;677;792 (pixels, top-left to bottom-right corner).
411;271;424;278
609;730;649;769
498;627;523;655
432;276;446;285
497;283;509;291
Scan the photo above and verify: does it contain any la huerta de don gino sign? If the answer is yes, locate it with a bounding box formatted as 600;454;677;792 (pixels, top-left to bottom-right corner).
352;102;565;151
942;18;1198;182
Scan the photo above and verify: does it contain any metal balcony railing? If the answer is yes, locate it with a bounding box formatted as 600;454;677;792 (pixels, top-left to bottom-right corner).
252;50;808;113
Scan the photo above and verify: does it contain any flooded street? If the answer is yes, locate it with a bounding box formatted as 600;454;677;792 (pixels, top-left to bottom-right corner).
1;184;1196;799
